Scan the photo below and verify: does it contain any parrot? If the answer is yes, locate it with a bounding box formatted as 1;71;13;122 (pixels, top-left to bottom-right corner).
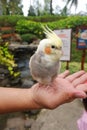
29;26;63;86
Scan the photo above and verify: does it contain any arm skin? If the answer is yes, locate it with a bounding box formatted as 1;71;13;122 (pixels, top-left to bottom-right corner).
0;70;87;114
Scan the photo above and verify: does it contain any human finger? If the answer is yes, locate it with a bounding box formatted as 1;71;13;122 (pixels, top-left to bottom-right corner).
72;73;87;87
58;70;70;78
75;83;87;92
65;70;85;82
73;90;87;99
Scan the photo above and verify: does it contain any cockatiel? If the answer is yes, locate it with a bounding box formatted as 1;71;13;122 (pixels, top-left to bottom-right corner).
29;26;63;85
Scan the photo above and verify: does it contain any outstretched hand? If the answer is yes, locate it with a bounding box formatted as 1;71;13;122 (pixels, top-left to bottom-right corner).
31;70;87;109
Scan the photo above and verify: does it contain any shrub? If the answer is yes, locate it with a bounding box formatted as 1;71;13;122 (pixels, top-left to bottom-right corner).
26;15;67;22
0;42;20;77
0;15;25;27
15;15;87;40
21;33;38;43
46;16;87;30
16;20;44;38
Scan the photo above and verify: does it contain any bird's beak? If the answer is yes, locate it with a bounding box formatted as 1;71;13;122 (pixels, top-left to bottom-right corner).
44;46;51;54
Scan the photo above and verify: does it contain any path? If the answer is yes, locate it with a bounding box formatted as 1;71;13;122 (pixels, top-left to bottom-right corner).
3;99;84;130
31;99;84;130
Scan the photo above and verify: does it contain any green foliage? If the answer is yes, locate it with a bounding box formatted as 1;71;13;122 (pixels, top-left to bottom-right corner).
0;15;66;27
26;15;67;22
21;33;38;43
0;42;20;77
16;20;44;38
1;15;87;45
0;15;87;76
0;15;25;27
28;5;36;16
1;15;87;31
15;16;87;39
1;29;13;35
61;42;87;73
1;0;23;15
47;16;87;30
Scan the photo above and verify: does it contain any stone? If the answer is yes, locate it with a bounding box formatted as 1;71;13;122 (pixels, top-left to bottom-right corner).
0;43;37;87
0;73;5;80
20;70;30;78
29;109;41;115
5;117;25;130
0;78;9;86
10;78;21;86
0;68;9;74
31;100;84;130
21;79;34;88
24;118;34;128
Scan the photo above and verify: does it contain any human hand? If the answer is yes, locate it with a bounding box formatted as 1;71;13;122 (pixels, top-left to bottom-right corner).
31;70;87;109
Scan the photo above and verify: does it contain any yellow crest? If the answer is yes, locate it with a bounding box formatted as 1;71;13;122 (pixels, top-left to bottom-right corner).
42;25;62;46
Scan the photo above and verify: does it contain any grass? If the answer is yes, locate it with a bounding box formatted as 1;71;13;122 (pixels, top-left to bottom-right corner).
61;42;87;73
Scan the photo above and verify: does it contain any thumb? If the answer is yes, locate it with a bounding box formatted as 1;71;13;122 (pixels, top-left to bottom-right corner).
74;91;87;99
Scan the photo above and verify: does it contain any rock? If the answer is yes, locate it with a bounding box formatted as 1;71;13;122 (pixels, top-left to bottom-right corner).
21;79;34;88
10;78;21;86
9;43;37;51
31;100;84;130
24;118;34;128
20;70;31;78
0;43;37;87
29;109;41;115
0;78;9;86
0;73;5;80
22;42;28;45
0;67;9;74
32;39;40;45
5;117;25;130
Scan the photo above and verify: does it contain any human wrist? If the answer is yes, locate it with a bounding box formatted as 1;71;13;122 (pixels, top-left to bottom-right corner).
27;87;43;109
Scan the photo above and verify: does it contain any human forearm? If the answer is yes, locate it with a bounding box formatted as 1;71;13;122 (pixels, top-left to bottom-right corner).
0;87;41;114
0;71;87;114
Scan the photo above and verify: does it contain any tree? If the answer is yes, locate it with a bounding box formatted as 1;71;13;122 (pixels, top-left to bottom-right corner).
61;6;70;16
0;0;23;15
0;0;7;15
8;0;23;15
44;0;54;15
43;0;50;14
28;5;36;16
0;1;3;15
35;0;41;16
54;5;61;14
65;0;78;9
50;0;53;15
28;0;43;16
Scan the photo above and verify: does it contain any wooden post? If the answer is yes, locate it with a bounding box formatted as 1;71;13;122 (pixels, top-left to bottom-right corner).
66;61;69;70
81;50;86;70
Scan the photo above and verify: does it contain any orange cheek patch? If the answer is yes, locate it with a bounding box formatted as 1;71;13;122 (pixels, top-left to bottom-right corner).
45;46;51;54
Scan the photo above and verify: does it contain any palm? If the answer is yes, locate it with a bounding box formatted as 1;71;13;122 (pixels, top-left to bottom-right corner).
32;70;87;109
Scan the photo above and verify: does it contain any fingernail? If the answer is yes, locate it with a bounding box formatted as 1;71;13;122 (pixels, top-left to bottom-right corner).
75;92;87;98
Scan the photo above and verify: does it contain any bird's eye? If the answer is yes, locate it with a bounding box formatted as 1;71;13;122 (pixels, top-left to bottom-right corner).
51;45;56;49
59;46;62;50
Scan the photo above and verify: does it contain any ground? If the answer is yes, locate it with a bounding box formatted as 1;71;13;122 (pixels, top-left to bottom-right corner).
2;99;84;130
31;99;84;130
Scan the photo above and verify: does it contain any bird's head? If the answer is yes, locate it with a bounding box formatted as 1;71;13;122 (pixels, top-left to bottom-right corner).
36;26;63;60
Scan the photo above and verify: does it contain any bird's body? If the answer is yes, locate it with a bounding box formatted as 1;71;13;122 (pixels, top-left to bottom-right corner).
29;49;61;84
29;26;63;85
